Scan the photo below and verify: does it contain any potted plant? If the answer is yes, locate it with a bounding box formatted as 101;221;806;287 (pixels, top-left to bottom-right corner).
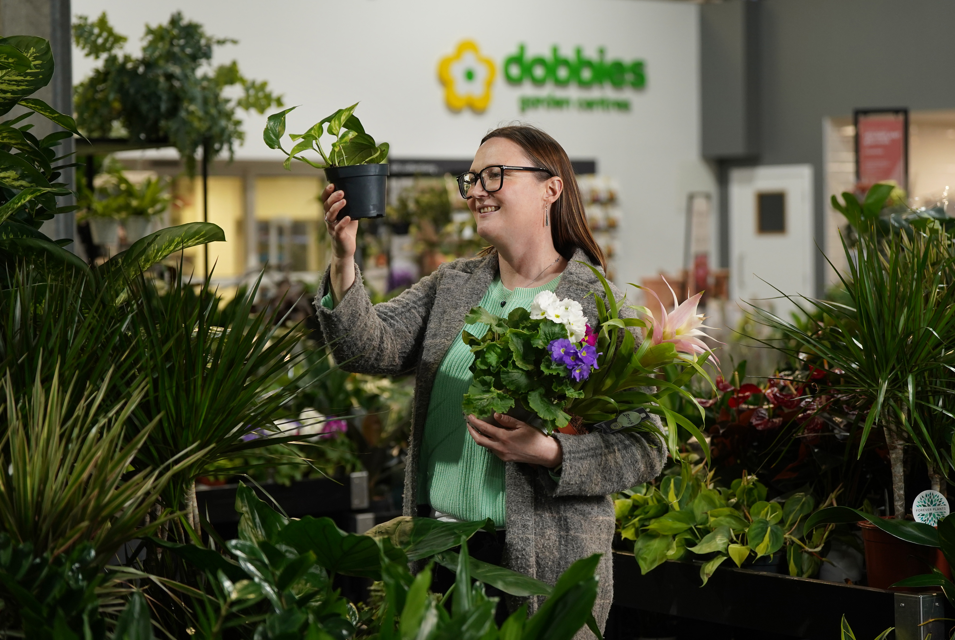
264;103;390;220
118;172;171;243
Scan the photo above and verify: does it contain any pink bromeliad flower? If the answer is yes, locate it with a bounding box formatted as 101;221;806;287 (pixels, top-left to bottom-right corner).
641;278;718;362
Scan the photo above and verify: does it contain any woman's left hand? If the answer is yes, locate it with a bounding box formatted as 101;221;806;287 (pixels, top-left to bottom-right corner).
466;413;563;468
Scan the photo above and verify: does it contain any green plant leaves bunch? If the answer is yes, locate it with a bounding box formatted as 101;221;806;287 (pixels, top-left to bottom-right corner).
117;271;308;523
73;12;284;174
748;185;955;516
460;305;586;433
0;366;186;572
615;463;830;586
157;484;602;640
77;158;172;220
264;103;390;169
0;35;86;271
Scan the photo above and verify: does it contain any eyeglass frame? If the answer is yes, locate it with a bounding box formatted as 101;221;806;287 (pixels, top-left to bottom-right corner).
455;165;553;199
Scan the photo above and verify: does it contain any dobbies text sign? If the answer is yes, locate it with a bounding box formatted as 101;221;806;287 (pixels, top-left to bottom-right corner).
438;41;647;114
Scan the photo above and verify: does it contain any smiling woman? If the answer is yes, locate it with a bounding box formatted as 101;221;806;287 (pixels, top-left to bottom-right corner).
312;124;665;639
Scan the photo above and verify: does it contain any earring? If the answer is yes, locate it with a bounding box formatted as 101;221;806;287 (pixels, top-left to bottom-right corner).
543;203;549;227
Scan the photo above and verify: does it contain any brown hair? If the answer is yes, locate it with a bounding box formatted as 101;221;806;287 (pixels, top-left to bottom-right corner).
477;125;606;271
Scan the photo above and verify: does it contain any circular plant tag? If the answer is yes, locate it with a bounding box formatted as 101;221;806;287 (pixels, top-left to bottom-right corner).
912;490;950;527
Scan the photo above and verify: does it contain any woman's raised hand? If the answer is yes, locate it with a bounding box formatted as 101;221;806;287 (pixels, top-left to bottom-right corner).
321;183;358;302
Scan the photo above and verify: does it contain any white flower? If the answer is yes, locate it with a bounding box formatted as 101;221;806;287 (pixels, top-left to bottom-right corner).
568;318;587;342
297;408;327;440
531;290;560;320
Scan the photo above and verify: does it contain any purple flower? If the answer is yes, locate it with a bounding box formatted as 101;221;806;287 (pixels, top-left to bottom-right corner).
548;338;579;367
241;427;268;442
576;344;600;367
571;364;592;382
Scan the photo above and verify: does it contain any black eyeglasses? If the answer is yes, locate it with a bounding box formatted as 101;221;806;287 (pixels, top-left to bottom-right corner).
455;165;552;199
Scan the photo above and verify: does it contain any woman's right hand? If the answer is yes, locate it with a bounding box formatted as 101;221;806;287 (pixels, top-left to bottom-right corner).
321;183;358;302
322;183;359;260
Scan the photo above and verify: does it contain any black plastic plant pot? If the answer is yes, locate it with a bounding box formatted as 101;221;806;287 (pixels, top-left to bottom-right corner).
324;164;389;221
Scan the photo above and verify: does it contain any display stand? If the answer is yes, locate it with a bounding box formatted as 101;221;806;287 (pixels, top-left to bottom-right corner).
610;553;947;640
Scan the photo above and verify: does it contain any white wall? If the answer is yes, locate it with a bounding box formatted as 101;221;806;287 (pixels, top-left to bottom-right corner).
72;0;712;287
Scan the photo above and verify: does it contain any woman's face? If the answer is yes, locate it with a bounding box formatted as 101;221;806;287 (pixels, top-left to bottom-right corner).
466;137;559;248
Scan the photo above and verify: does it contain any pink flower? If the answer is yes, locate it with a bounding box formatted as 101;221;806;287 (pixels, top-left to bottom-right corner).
584;324;597;347
641;277;717;362
320;419;348;439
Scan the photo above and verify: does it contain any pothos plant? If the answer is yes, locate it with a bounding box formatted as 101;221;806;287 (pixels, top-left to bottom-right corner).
614;460;834;585
264;102;390;169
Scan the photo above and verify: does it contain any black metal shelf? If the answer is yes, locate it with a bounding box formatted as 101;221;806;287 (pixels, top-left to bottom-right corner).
610;553;937;640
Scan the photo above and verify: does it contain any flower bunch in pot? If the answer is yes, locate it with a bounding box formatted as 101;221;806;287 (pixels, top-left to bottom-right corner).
461;265;717;461
264;102;389;220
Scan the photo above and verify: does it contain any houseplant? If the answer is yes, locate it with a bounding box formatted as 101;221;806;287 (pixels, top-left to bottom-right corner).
748;185;955;518
73;11;284;173
264;103;390;220
78;160;173;246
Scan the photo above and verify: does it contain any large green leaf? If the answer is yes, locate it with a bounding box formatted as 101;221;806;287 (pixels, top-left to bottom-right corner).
645;509;696;535
365;516;491;562
18;98;80;136
0;36;54;116
634;534;671;574
0;186;68;225
435;550;551;598
235;483;288;544
278;516;405;579
149;537;247;583
804;507;939;547
747;519;784;558
263;106;296;150
100;222;225;280
0;237;89;272
0;148;50;190
111;591;155;640
521;554;601;640
687;526;731;555
0;44;31;72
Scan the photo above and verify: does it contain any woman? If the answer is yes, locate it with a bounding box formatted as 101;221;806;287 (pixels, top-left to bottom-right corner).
315;125;665;637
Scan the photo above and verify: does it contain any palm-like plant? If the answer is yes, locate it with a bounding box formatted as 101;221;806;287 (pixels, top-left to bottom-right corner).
749;186;955;517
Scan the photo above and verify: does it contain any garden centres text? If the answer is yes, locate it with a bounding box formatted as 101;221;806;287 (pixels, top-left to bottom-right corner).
506;44;644;114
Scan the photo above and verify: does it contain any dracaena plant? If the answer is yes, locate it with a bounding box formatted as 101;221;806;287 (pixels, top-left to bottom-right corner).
748;185;955;518
264;103;390;169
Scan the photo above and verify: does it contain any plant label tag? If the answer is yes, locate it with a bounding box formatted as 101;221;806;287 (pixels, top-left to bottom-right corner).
913;490;950;527
590;409;652;434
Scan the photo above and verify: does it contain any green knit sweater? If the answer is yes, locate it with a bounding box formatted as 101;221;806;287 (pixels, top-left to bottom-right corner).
418;275;561;526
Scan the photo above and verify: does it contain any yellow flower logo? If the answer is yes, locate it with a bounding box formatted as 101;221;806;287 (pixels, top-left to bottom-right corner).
438;40;496;113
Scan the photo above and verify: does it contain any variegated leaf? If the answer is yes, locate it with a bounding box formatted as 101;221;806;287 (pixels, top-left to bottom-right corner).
101;222;225;280
0;36;54;116
0;220;45;240
0;186;68;225
18;98;80;136
0;125;51;172
0;237;89;272
0;149;50;190
0;44;32;72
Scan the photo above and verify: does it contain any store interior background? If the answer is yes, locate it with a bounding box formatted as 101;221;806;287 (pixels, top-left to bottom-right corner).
12;0;955;376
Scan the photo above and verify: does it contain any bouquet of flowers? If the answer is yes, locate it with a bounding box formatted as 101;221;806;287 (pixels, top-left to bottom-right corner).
461;264;717;460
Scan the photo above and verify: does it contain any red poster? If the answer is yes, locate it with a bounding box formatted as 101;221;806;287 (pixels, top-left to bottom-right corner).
857;115;906;189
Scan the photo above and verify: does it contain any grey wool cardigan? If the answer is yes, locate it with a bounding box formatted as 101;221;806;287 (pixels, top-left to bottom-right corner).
313;247;666;638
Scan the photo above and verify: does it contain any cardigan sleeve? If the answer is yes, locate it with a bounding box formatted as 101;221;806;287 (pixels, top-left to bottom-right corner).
311;262;442;376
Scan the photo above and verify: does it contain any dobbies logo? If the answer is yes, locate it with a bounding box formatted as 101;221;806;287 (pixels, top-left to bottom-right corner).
438;40;496;113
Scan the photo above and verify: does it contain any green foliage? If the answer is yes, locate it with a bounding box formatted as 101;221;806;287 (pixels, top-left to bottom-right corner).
77;159;172;220
460;262;713;462
73;12;284;173
839;616;894;640
0;35;83;269
153;484;603;640
750;185;955;515
265;103;390;169
614;463;832;585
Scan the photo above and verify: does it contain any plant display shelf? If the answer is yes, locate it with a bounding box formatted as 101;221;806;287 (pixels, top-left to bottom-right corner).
611;552;948;640
197;472;371;537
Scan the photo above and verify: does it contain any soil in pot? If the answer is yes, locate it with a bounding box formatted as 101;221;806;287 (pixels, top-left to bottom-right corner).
858;518;942;590
325;164;388;220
